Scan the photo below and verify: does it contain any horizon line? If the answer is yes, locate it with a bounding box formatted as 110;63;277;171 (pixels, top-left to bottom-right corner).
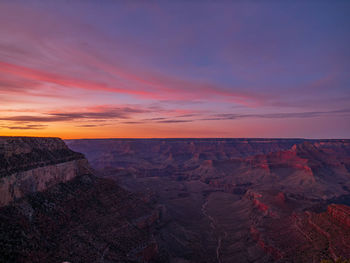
1;136;350;140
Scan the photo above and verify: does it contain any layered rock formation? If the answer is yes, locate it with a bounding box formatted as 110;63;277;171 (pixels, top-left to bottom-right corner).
68;138;350;262
0;137;90;206
1;137;85;175
2;137;350;262
242;190;350;262
66;138;304;171
327;204;350;229
0;137;163;263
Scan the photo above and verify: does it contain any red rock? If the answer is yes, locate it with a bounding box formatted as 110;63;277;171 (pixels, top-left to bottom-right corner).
250;226;283;260
327;204;350;228
275;192;286;203
253;199;269;213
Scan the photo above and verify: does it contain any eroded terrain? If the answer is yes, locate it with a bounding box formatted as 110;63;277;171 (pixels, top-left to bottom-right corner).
67;138;350;262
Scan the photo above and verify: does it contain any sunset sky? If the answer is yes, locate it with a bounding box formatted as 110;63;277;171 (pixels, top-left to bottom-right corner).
0;1;349;139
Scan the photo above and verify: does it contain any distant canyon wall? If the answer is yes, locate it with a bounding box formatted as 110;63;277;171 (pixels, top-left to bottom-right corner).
65;138;307;169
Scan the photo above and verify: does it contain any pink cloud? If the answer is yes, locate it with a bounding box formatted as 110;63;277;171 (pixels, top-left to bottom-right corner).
0;2;267;107
0;61;153;97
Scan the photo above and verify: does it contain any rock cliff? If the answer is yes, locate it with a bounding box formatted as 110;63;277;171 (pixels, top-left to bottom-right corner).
0;137;90;206
0;137;163;263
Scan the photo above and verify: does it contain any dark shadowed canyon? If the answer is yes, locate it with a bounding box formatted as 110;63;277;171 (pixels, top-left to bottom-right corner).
1;137;350;262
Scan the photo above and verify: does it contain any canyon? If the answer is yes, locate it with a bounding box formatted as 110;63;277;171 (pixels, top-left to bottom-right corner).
67;138;350;262
1;137;350;262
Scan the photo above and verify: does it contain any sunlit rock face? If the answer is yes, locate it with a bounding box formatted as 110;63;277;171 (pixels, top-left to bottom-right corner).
68;138;350;262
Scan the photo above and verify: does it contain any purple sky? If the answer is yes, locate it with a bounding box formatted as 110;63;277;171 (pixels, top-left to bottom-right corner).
0;1;349;138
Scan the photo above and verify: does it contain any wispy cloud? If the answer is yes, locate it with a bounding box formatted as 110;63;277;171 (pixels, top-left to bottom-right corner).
0;106;149;123
1;124;47;130
121;121;145;125
76;124;108;128
0;1;349;138
156;119;194;123
0;3;268;107
203;109;350;121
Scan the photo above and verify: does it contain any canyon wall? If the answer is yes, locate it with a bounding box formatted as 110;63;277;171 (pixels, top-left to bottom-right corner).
65;138;305;169
67;138;350;262
0;137;91;206
2;137;349;262
0;137;163;263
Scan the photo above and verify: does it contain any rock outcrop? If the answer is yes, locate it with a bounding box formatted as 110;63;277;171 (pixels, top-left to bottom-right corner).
0;137;90;206
0;174;163;263
327;204;350;228
0;137;163;263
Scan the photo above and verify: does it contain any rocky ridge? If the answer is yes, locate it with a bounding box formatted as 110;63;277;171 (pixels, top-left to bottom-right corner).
0;137;89;206
0;137;163;263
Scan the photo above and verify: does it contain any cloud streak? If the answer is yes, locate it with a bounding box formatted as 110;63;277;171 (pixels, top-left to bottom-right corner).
203;109;350;121
2;107;348;130
0;1;349;138
1;124;47;130
0;106;149;123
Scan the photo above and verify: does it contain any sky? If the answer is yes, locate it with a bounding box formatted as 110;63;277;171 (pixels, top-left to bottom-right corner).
0;0;349;139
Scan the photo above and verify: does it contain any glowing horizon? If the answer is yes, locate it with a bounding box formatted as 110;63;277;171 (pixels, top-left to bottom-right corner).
1;1;349;139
